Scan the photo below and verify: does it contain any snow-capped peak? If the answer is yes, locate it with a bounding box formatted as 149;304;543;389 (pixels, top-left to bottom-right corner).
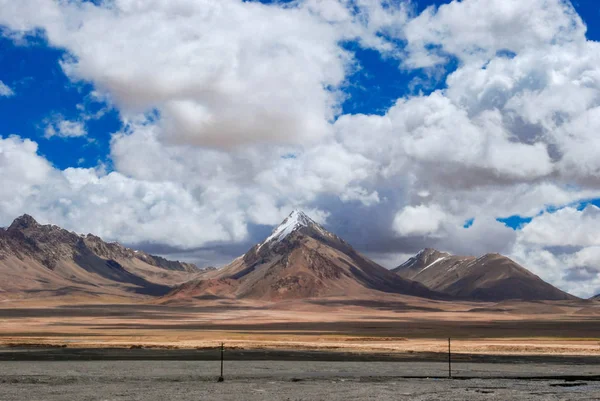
266;210;313;242
400;249;433;268
257;210;329;250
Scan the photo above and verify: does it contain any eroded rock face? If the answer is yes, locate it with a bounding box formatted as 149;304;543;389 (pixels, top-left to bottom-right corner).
393;249;577;301
2;215;200;273
0;215;204;299
82;234;198;272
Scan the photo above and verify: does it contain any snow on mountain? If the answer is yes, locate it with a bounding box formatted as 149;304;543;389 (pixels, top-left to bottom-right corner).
397;248;450;271
177;210;437;301
258;210;331;250
419;256;448;273
393;249;576;301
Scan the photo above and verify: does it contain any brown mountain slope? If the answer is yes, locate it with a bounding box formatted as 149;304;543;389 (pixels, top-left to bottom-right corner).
0;215;204;299
170;211;436;301
393;248;577;301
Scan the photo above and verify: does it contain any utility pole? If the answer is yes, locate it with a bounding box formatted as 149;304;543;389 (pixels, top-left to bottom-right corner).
448;337;452;379
218;343;224;382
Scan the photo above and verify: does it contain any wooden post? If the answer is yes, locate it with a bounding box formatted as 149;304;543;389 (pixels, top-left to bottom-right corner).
218;343;224;382
448;337;452;379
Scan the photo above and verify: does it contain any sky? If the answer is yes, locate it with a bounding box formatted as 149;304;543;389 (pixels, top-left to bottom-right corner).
1;0;600;297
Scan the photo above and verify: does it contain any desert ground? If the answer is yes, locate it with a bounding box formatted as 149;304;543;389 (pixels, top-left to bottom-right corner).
1;360;599;401
1;295;600;356
2;296;600;399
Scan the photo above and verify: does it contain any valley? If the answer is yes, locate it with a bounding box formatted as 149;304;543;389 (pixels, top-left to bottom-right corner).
1;296;599;358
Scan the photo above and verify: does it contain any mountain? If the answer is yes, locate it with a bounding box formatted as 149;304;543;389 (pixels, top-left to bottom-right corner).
169;210;435;301
0;215;204;299
591;294;600;301
393;248;576;301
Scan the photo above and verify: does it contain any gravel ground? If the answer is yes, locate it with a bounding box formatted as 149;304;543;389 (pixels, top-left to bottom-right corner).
1;361;600;400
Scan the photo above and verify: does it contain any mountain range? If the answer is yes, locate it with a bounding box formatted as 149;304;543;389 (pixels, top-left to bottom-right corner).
170;210;435;301
0;215;203;300
392;248;575;301
0;212;583;303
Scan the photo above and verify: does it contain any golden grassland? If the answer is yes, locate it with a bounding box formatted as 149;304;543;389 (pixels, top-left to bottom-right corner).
1;295;599;357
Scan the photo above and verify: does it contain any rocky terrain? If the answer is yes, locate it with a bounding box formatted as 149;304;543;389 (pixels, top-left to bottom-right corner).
0;215;204;299
169;211;435;301
393;248;576;301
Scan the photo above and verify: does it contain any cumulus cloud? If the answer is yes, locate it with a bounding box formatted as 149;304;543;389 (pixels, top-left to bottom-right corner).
0;80;14;97
393;204;446;237
1;0;600;296
504;205;600;298
0;135;248;248
510;242;600;299
0;136;55;215
519;206;600;248
44;117;87;139
403;0;585;68
0;0;358;148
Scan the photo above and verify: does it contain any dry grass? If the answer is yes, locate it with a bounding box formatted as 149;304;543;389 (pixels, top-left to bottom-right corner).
1;295;599;357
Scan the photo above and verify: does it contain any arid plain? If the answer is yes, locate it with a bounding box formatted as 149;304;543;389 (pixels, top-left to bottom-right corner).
2;294;600;359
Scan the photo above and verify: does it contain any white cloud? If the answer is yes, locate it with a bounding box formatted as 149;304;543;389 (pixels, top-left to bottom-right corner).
44;117;87;139
0;135;248;248
403;0;585;68
0;0;356;148
0;136;55;216
504;205;600;298
519;205;600;248
0;80;14;97
393;204;447;237
339;186;380;206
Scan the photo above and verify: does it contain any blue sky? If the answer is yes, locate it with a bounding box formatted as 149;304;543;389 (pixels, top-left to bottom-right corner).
2;0;598;227
0;34;120;170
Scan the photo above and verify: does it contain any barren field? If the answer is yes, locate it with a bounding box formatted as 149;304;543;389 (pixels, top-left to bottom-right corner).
1;360;600;401
2;297;600;400
1;296;600;357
